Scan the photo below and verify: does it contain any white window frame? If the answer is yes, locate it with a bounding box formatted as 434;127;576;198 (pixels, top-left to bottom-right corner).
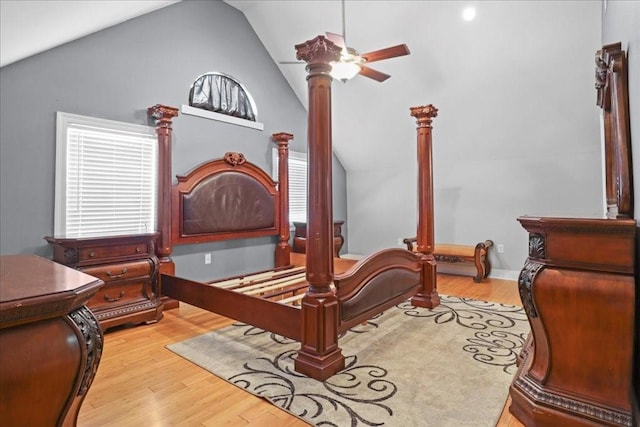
54;112;158;238
272;148;307;224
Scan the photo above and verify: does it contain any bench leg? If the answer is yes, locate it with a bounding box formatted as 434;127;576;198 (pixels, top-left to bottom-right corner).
473;255;484;283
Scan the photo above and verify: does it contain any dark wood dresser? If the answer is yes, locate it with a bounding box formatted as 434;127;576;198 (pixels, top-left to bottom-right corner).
0;255;104;426
293;220;344;257
510;217;636;426
45;233;163;330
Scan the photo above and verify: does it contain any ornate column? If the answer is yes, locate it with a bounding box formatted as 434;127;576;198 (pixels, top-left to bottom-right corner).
272;132;293;267
147;104;179;275
409;105;440;308
293;35;345;381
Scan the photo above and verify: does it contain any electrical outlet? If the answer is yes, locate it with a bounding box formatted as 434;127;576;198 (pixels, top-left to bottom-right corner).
205;253;211;264
497;244;504;254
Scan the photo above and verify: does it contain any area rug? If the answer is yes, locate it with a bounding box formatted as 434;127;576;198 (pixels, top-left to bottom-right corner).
167;295;530;426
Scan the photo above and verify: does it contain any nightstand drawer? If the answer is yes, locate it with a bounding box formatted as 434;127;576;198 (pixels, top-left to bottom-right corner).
88;280;150;310
83;260;153;283
78;242;149;263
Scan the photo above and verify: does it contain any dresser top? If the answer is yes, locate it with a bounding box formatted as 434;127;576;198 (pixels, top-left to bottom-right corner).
0;255;103;327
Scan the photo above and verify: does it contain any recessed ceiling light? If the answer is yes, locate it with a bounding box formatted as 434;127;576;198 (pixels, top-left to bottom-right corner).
462;6;476;21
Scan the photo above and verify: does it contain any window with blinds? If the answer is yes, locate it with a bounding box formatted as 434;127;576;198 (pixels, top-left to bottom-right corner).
273;148;307;224
54;112;157;238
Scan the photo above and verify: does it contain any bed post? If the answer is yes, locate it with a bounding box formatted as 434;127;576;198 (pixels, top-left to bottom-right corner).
409;105;440;308
293;35;345;381
147;104;179;275
272;132;293;267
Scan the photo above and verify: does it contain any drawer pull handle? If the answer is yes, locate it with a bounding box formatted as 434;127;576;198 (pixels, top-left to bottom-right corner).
89;251;95;257
106;268;128;279
135;247;142;253
104;291;125;302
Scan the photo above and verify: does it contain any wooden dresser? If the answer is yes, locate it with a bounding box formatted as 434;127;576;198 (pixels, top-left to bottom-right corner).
509;43;636;427
45;233;163;330
293;220;344;257
0;255;104;426
510;217;636;426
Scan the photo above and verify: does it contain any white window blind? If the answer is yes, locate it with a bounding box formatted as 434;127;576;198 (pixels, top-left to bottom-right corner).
54;112;157;238
273;149;307;224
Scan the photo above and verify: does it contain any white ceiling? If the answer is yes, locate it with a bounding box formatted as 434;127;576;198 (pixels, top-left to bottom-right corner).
0;0;179;68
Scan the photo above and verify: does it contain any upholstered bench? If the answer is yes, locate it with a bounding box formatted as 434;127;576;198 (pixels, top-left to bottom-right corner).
403;238;493;283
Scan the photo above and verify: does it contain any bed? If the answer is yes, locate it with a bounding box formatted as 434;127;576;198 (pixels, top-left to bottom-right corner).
147;35;440;381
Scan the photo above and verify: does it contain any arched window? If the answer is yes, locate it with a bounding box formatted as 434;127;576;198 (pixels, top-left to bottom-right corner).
188;72;258;122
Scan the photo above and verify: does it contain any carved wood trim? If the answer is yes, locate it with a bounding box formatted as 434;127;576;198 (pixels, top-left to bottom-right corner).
518;260;544;319
528;233;545;259
513;374;632;426
68;306;103;397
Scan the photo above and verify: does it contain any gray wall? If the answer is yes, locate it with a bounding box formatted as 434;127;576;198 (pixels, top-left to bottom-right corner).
602;1;639;223
346;1;603;277
0;0;348;281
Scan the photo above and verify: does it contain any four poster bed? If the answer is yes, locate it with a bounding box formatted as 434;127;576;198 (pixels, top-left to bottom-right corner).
148;35;440;381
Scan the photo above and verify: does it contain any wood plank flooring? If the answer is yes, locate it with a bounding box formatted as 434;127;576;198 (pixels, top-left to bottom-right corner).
78;273;525;426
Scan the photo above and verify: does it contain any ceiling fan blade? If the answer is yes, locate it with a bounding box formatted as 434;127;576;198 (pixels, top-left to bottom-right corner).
361;44;410;63
325;32;346;49
358;65;391;82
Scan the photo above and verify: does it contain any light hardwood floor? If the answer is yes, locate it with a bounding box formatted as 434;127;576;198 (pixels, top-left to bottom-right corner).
78;273;525;426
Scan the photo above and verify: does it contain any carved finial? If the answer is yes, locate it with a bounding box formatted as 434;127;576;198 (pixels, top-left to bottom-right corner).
295;35;342;76
224;152;246;166
272;132;294;149
410;104;439;128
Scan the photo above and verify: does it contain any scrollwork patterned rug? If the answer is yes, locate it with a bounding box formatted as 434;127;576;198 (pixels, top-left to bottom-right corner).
167;295;529;426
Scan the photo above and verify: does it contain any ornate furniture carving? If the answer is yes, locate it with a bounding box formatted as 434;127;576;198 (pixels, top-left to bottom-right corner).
0;255;103;426
293;220;344;257
152;35;439;381
45;233;163;331
404;238;493;283
508;42;636;427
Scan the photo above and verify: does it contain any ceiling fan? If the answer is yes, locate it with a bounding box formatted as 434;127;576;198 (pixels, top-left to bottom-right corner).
282;0;410;83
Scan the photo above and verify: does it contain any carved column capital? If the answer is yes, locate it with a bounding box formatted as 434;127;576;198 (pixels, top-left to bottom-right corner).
148;104;179;126
272;132;294;149
295;35;342;77
410;104;439;128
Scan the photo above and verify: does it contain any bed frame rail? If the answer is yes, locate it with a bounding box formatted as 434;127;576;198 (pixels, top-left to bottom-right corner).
162;273;301;340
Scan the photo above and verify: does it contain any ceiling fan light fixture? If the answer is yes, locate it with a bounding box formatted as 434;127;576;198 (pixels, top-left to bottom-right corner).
330;61;361;82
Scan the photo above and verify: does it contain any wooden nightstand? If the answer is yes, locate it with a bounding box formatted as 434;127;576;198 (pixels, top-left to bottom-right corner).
45;233;163;330
292;221;344;258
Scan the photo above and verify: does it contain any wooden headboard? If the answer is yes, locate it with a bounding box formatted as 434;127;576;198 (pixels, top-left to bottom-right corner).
145;104;294;273
172;152;279;244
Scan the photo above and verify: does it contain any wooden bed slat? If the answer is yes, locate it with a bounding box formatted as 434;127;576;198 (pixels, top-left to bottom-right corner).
243;276;307;296
214;266;305;289
278;293;305;306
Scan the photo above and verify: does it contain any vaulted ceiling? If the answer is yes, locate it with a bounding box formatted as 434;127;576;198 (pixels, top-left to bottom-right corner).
0;0;599;172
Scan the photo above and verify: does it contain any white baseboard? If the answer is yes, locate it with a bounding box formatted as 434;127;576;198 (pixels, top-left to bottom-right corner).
341;253;364;260
437;264;520;282
488;268;520;281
